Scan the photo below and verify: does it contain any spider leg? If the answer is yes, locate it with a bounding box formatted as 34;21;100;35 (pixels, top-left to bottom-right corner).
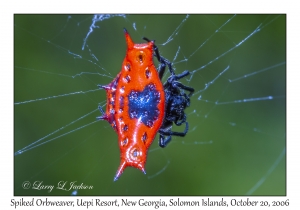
143;37;175;78
159;134;171;148
155;52;173;79
158;60;167;80
159;55;175;77
175;114;186;126
174;70;190;80
172;81;194;97
143;37;166;79
142;37;151;43
158;122;189;148
159;122;189;137
143;37;162;62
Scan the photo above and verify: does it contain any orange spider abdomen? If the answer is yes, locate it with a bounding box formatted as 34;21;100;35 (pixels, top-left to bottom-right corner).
101;29;165;181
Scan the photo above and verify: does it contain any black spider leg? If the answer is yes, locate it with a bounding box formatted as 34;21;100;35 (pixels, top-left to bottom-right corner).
174;112;187;126
143;37;174;79
168;71;195;96
158;122;189;148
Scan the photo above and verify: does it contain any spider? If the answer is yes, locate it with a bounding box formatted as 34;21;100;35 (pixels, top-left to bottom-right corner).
143;37;194;148
98;30;194;180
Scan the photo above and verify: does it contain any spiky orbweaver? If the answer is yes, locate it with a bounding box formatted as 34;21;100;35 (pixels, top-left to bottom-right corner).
98;29;194;180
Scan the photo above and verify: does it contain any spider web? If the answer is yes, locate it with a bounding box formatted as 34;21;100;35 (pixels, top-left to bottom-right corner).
14;14;286;196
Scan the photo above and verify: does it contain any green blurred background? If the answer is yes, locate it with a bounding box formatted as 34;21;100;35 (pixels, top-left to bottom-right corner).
14;14;286;195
